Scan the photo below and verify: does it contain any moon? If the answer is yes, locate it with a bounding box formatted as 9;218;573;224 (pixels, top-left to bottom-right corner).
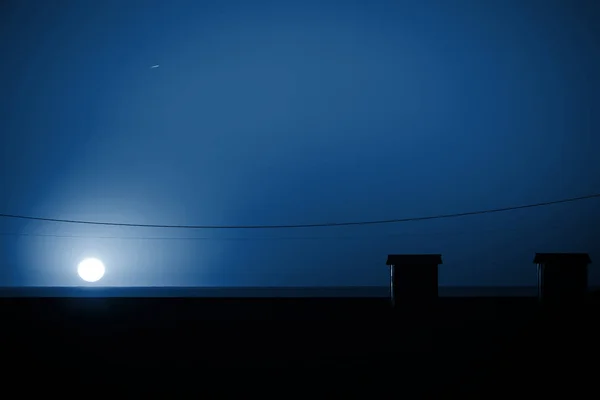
77;258;105;283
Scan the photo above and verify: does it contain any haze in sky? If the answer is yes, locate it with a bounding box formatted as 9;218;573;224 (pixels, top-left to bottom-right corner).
0;0;599;288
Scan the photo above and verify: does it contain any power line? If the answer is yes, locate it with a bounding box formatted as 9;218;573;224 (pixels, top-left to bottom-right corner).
0;192;598;230
0;221;573;241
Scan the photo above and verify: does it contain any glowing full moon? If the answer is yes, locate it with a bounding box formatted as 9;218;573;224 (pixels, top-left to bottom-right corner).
77;258;105;283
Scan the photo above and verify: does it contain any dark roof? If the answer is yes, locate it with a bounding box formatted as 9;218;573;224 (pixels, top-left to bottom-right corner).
533;253;592;265
386;254;443;266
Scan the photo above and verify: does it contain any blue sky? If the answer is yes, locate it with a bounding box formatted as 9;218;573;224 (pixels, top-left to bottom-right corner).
0;0;599;287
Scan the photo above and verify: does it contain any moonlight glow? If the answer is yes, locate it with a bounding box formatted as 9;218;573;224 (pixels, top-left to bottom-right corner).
77;258;105;283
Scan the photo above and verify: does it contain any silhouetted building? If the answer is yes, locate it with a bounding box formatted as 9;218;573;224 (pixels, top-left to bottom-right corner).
386;254;443;307
534;253;591;304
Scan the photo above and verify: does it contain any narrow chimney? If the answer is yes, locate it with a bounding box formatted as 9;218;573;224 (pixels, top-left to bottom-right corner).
386;254;443;309
534;253;591;306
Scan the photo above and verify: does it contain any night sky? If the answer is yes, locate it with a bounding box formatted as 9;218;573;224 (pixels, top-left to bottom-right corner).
1;0;599;288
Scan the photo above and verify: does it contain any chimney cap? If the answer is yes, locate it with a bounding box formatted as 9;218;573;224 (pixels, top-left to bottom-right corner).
386;254;443;266
533;252;592;265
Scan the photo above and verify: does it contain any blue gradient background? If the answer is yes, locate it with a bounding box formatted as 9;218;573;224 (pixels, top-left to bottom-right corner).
1;0;599;288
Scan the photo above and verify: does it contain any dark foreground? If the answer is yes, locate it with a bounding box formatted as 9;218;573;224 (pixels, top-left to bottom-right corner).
1;294;599;395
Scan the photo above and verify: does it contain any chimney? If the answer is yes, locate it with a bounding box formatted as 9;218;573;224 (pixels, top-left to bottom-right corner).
534;253;591;305
386;254;443;309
